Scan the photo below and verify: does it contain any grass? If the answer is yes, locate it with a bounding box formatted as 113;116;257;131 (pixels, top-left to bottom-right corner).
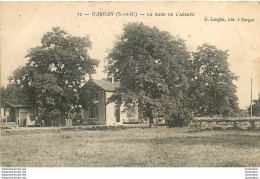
1;126;260;167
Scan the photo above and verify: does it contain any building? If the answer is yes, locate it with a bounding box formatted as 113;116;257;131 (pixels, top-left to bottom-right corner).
1;102;39;127
80;79;140;125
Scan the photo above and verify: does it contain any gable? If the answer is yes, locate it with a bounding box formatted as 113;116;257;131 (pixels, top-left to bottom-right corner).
84;79;120;92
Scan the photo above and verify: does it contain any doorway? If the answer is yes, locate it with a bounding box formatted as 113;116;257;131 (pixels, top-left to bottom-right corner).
116;108;120;122
19;111;27;126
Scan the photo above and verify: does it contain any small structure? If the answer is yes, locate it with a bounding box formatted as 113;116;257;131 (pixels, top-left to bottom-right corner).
1;102;38;127
81;79;140;125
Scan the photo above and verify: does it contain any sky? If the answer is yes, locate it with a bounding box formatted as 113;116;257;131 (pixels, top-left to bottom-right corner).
0;2;259;109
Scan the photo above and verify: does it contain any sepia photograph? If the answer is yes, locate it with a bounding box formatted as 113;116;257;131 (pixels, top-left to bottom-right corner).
0;1;260;170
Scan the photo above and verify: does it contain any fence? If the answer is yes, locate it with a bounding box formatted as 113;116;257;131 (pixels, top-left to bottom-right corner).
189;117;260;130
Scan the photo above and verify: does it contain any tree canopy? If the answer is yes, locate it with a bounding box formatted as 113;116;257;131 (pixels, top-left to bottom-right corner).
2;24;242;127
107;22;192;127
107;23;240;127
9;27;99;124
0;84;28;106
189;44;239;117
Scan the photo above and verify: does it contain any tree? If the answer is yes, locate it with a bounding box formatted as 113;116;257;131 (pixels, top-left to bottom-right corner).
9;27;99;124
106;22;192;127
0;84;28;106
190;44;239;117
248;94;260;117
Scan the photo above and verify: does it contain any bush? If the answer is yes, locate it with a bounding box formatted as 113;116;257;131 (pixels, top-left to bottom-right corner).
166;108;193;128
72;113;83;126
43;109;62;127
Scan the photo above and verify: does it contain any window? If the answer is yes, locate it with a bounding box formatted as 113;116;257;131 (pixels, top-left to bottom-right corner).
90;104;98;118
115;108;120;122
94;93;99;100
4;108;10;116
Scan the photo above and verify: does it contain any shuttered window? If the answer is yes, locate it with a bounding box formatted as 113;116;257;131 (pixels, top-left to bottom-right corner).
90;104;98;118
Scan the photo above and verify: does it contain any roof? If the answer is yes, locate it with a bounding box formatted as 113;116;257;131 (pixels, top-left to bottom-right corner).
92;79;120;92
3;102;35;108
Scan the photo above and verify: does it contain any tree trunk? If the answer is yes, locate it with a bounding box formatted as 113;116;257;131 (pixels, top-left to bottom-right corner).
148;106;154;128
249;120;256;130
149;117;154;128
60;110;66;126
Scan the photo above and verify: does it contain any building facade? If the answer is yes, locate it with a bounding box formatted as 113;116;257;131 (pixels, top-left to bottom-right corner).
81;79;140;125
1;103;38;127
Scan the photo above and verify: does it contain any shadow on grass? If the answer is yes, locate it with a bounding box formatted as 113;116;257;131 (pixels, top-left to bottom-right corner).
101;133;260;148
216;161;245;167
152;135;260;147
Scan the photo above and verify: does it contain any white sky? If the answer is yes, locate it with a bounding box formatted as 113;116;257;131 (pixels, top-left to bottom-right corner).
0;2;259;109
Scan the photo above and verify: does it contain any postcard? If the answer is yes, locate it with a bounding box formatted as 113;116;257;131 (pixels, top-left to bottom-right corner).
0;2;259;178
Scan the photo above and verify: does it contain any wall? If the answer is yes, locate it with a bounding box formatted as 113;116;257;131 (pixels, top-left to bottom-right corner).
83;88;106;125
17;108;36;126
105;91;119;125
81;88;139;125
106;93;139;125
81;109;88;125
121;104;139;124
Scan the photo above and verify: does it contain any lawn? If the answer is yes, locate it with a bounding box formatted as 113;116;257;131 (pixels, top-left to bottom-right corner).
1;126;260;167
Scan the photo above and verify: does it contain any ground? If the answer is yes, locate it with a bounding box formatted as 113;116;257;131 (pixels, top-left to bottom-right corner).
1;126;260;167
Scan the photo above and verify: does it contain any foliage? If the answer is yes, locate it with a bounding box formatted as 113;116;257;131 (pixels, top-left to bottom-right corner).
248;94;260;116
0;84;28;106
166;108;194;127
189;44;239;117
9;27;98;124
42;108;62;126
238;109;248;118
106;22;192;127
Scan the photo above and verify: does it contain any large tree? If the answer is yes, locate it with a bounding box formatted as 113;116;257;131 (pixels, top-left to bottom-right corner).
107;22;192;127
189;44;239;117
9;27;99;124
